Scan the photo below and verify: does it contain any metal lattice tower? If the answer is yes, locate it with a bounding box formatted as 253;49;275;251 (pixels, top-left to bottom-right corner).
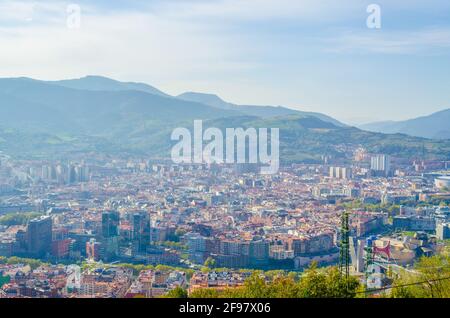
339;211;350;283
364;241;374;288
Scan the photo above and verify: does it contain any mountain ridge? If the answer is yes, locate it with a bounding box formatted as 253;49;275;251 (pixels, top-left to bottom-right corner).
359;108;450;139
50;75;170;97
177;91;346;127
1;76;450;162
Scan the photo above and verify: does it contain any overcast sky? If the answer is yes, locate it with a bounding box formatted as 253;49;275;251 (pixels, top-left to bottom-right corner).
1;0;450;124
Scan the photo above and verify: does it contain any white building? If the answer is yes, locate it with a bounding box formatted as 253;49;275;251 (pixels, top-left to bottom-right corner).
435;176;450;190
371;155;390;176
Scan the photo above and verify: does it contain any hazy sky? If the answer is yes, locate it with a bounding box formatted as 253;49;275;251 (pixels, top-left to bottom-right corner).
1;0;450;124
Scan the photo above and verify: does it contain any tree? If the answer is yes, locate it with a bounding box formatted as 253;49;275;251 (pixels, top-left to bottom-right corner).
189;264;362;299
0;212;43;226
266;276;300;298
391;255;450;298
388;205;400;216
297;263;360;298
0;275;10;287
323;266;359;298
165;286;188;298
203;257;216;268
5;256;45;270
190;288;220;298
240;273;270;298
297;263;328;298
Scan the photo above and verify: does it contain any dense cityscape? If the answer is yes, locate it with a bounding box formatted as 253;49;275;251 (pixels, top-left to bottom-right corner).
1;0;450;305
0;148;449;298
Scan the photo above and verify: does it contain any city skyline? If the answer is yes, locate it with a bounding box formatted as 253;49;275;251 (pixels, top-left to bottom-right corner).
1;0;450;301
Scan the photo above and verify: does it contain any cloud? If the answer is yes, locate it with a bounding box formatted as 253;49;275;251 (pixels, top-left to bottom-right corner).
152;0;356;22
0;0;75;25
0;0;358;81
1;0;450;121
0;1;262;87
326;27;450;54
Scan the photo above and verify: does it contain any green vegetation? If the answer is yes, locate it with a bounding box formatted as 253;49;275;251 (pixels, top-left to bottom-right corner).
0;212;44;226
156;241;188;250
200;116;450;163
164;286;188;298
3;252;450;298
165;228;187;243
203;257;216;268
81;261;195;280
0;274;10;287
3;108;450;162
341;199;449;216
0;256;47;270
167;253;450;298
391;255;450;298
172;264;361;299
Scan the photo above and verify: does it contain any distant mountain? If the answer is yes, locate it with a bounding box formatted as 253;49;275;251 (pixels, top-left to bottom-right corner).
50;75;170;97
177;92;346;127
359;109;450;139
135;114;450;163
1;76;450;161
0;77;240;137
177;92;234;110
0;93;77;133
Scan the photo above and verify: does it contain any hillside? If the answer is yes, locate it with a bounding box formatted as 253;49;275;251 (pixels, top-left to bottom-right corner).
197;116;450;163
177;92;346;126
1;76;450;162
359;109;450;139
0;77;241;137
50;75;170;97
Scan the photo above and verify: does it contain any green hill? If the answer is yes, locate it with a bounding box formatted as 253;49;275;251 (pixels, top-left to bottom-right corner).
1;77;450;162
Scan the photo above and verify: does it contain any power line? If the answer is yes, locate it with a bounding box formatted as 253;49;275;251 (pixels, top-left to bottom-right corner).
339;211;350;285
358;275;450;295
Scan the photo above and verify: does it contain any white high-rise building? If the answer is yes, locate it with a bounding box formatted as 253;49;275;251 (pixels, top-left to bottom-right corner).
329;167;352;179
370;155;390;176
